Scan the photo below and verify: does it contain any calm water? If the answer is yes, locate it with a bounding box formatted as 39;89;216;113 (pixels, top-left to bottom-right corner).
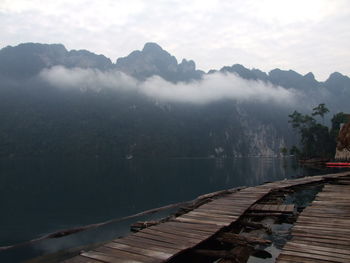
0;157;333;262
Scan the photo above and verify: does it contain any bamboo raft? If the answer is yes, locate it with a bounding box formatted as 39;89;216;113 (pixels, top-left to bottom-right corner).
276;176;350;263
63;172;350;263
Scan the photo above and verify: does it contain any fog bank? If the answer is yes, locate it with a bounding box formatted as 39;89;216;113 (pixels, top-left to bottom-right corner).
40;66;297;105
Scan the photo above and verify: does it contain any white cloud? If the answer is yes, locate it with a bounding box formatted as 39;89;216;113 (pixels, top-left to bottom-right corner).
39;66;138;91
40;66;297;105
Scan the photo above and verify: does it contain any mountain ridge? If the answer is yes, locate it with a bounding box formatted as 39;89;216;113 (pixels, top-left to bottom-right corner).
0;42;349;158
0;42;348;85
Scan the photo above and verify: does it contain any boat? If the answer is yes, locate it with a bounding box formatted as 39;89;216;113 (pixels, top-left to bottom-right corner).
326;162;350;167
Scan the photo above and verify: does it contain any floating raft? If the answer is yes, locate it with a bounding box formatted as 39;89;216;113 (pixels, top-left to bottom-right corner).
276;177;350;263
326;162;350;166
63;172;349;263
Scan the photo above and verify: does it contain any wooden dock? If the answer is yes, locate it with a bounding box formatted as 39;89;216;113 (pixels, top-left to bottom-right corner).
276;176;350;263
63;172;349;263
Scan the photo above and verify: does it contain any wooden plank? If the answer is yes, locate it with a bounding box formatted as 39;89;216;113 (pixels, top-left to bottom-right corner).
293;225;350;234
195;207;242;216
133;231;196;247
277;180;350;263
185;210;237;219
140;228;201;244
292;229;350;239
278;254;337;263
250;204;262;210
179;213;233;224
249;204;294;213
113;239;179;254
125;235;187;250
172;216;229;226
292;232;350;243
285;242;350;257
163;221;220;233
299;213;350;219
292;237;350;250
281;249;349;263
282;245;350;261
284;205;294;212
104;242;172;260
82;251;146;263
200;202;244;210
149;225;211;239
93;247;156;263
62;255;104;263
297;217;350;226
294;222;350;230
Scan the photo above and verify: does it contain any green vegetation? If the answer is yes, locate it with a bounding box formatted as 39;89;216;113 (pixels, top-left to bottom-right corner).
280;147;288;156
288;104;347;159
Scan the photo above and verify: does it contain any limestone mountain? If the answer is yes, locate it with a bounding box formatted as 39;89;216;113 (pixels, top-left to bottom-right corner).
115;42;203;82
0;43;112;79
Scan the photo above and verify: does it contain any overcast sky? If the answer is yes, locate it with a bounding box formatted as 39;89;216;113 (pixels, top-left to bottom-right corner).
1;0;349;80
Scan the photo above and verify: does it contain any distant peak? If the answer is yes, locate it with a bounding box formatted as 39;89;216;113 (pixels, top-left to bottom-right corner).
329;72;345;78
180;59;195;66
179;59;196;72
17;42;67;50
232;64;246;69
304;72;315;79
142;42;164;53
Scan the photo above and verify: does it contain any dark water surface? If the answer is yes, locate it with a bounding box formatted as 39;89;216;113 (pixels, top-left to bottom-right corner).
0;157;334;262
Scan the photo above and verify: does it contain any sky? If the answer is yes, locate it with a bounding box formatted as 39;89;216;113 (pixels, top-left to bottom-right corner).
0;0;349;81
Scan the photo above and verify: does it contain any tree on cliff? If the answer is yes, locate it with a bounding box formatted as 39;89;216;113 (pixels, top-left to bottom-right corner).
288;104;343;159
312;103;329;124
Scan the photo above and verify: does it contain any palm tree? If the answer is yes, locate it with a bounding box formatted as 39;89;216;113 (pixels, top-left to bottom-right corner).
312;103;329;124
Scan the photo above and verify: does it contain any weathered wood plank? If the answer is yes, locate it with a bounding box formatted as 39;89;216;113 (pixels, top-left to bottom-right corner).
278;254;337;263
63;172;350;263
185;211;237;219
172;216;229;226
133;231;197;247
281;249;349;263
277;179;350;263
112;239;179;254
140;228;201;244
285;242;350;256
163;221;220;233
150;225;211;239
292;238;350;250
95;246;158;263
249;204;294;213
104;242;172;260
82;250;146;263
292;232;350;243
62;255;104;263
125;235;187;250
179;213;233;224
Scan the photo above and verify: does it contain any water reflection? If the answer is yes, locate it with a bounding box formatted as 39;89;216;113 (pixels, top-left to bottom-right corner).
0;157;334;262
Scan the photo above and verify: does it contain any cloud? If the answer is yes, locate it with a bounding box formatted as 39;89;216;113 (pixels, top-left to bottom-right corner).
39;66;138;92
1;0;349;80
40;66;296;105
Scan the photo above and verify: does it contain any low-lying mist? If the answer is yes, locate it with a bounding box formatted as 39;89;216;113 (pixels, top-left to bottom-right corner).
40;66;298;105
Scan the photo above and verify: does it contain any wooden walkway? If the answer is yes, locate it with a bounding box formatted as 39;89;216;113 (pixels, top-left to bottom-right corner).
277;176;350;263
63;172;349;263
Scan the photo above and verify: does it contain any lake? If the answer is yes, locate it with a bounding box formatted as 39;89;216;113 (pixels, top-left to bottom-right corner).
0;157;334;262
